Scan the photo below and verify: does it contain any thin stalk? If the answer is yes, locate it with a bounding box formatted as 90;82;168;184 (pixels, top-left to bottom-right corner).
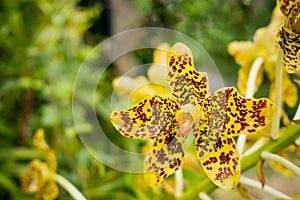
175;168;184;197
0;172;18;198
245;57;264;99
243;138;267;157
237;134;247;156
55;174;87;200
271;50;283;140
261;151;300;176
239;175;291;199
198;192;212;200
237;57;264;155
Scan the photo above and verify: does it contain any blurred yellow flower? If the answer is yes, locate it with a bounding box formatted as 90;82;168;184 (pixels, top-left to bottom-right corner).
228;7;298;110
276;0;300;73
21;159;58;200
33;129;57;171
113;43;173;102
21;129;58;200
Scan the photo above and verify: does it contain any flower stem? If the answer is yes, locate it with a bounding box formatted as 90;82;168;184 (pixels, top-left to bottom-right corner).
261;151;300;176
55;174;87;200
271;50;283;140
175;168;184;197
239;175;292;199
237;57;264;155
198;192;212;200
243;138;267;157
245;57;264;98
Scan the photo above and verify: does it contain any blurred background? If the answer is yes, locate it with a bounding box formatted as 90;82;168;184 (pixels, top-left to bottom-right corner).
1;0;287;199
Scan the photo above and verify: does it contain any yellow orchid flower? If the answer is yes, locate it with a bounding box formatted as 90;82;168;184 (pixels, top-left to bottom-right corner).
21;129;58;200
276;0;300;74
21;159;58;200
228;7;298;110
111;43;275;189
113;43;172;102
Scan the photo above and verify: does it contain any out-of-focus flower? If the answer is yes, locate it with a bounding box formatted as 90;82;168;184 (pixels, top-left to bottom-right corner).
111;43;275;189
276;0;300;74
21;129;58;200
113;43;173;102
33;129;57;172
228;7;298;116
21;159;58;200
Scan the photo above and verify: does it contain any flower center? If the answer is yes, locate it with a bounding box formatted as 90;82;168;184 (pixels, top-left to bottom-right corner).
175;104;201;137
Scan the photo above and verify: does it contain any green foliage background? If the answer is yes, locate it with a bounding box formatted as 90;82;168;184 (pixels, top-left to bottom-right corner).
2;0;296;200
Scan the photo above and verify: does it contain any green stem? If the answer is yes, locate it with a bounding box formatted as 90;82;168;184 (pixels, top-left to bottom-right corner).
241;125;300;171
271;50;283;140
55;174;87;200
0;171;19;199
0;148;42;160
178;124;300;200
239;175;291;199
261;151;300;177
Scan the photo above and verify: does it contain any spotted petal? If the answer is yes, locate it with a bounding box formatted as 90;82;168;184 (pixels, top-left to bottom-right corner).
195;87;275;157
277;0;299;17
277;25;300;73
167;42;209;105
199;134;240;189
111;95;180;140
276;0;300;73
144;133;185;186
213;87;276;137
194;87;275;189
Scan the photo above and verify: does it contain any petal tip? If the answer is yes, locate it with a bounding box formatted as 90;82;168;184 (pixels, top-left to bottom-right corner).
214;175;240;190
170;42;192;55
